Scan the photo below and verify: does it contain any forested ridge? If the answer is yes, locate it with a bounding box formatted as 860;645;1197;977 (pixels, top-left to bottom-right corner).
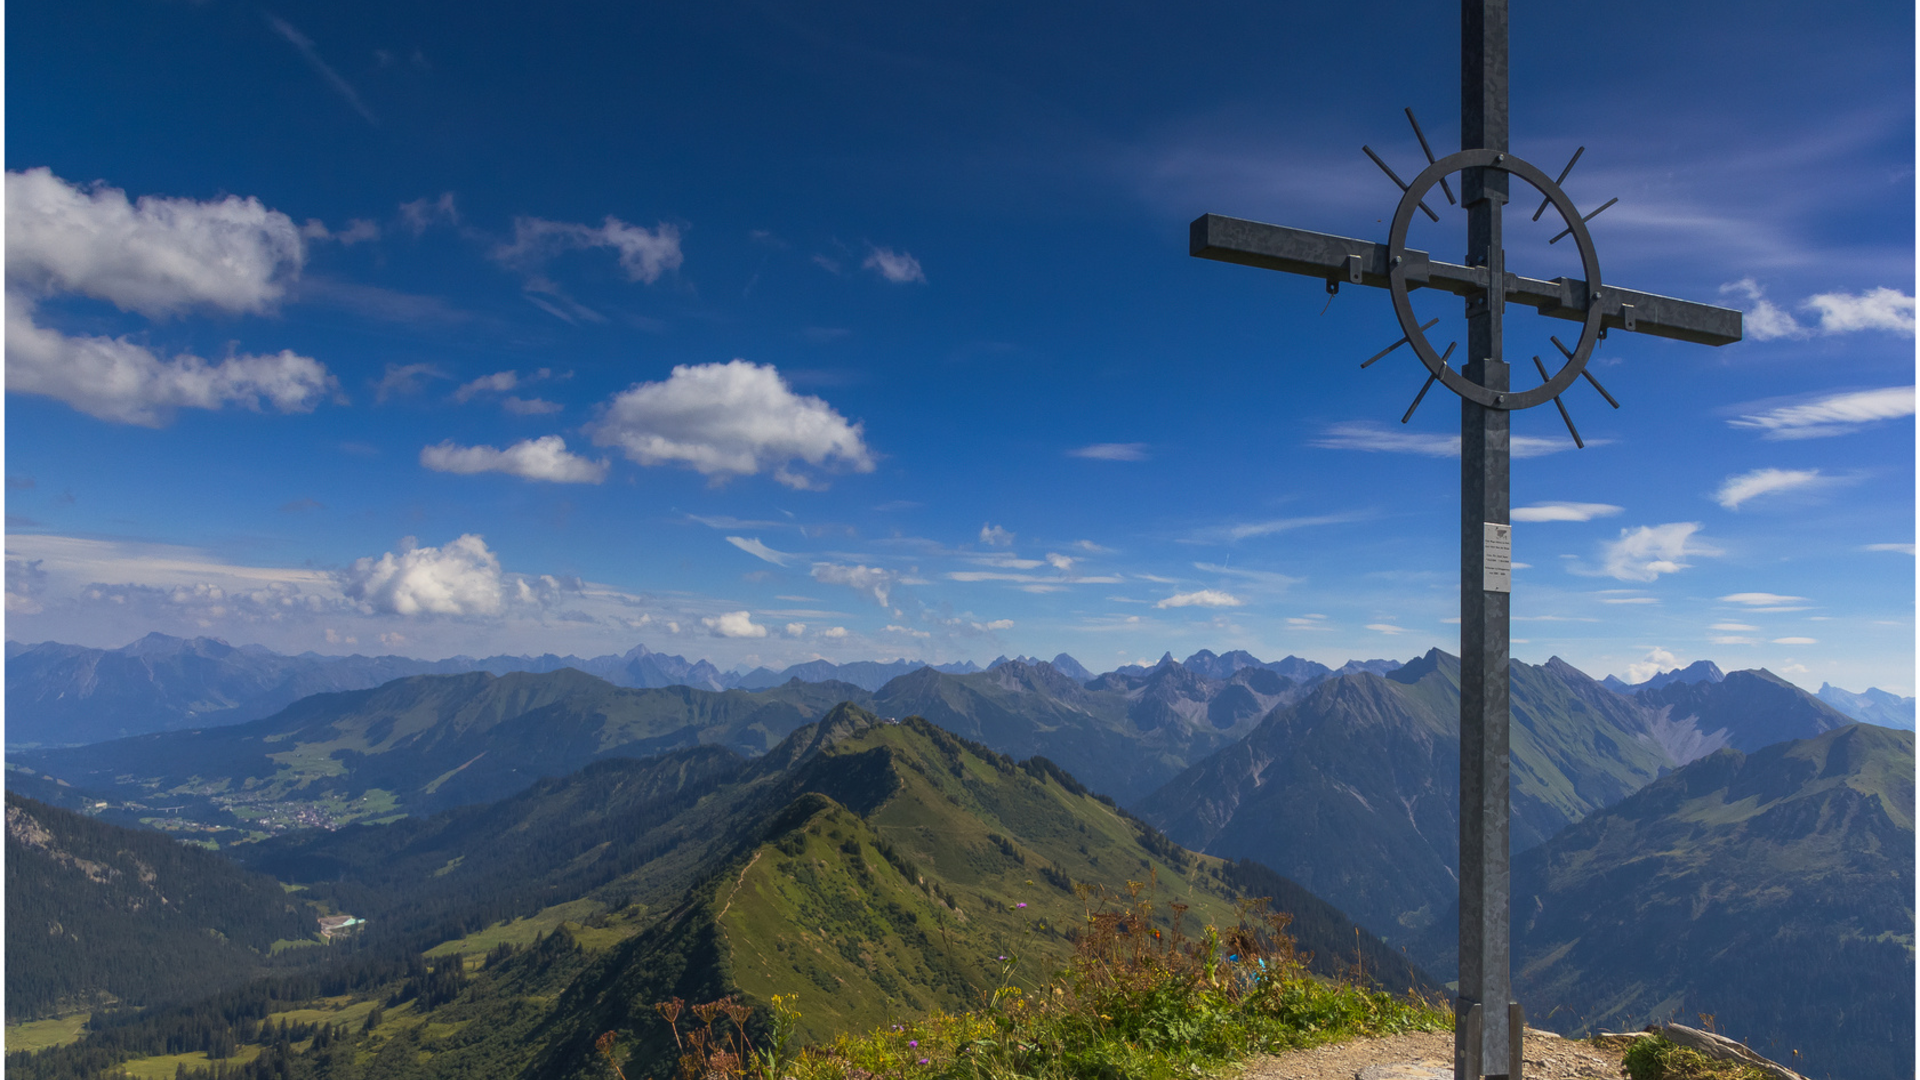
5;794;316;1020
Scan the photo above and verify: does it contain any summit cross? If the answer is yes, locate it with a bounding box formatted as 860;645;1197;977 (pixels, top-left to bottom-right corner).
1188;3;1742;1078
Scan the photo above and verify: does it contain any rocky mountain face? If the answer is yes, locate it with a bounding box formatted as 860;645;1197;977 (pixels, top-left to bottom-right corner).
1133;650;1678;938
1818;682;1916;730
1412;723;1913;1080
1633;668;1856;753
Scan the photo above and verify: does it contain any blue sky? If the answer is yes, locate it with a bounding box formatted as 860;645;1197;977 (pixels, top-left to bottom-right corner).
5;0;1914;694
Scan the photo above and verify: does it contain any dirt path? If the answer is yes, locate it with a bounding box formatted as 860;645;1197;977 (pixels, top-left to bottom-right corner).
716;850;762;922
1239;1029;1628;1080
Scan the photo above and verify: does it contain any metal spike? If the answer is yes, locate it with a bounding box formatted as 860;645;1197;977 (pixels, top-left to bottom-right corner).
1532;146;1585;222
1549;197;1618;244
1401;341;1457;423
1362;146;1441;223
1533;355;1585;448
1550;334;1621;408
1404;108;1456;206
1361;317;1441;368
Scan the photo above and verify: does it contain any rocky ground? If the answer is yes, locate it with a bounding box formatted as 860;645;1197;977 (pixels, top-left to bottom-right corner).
1240;1029;1630;1080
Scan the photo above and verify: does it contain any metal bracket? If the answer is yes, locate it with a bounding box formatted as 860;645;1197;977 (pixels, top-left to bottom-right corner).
1344;253;1364;285
1459;1000;1482;1078
1620;303;1636;332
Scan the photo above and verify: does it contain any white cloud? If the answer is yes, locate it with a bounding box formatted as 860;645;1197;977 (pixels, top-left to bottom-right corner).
726;536;793;566
1720;279;1916;339
785;622;806;637
1071;539;1114;554
589;360;874;488
1045;553;1076;572
1511;502;1622;523
702;611;768;638
1719;592;1809;607
1596;523;1717;582
1710;635;1757;646
4;169;337;426
1366;623;1407;634
1625;646;1680;685
978;618;1015;631
821;626;849;639
1713;467;1824;510
1772;636;1818;645
1728;386;1914;440
7;168;304;317
1156;589;1243;609
1864;543;1916;554
420;436;608;484
862;246;925;284
811;562;897;606
494;215;683;284
1311;422;1584;459
883;623;931;638
979;523;1014;546
453;371;519;402
1601;597;1659;604
1068;443;1150;461
1710;622;1760;632
6;303;336;426
1805;288;1916;335
340;535;510;617
1719;279;1807;341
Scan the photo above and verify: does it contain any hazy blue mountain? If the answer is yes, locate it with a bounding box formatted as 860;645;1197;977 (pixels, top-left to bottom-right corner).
1333;658;1403;677
1818;682;1916;730
731;657;980;691
1633;668;1855;752
1412;723;1914;1080
1600;658;1725;694
1047;652;1094;682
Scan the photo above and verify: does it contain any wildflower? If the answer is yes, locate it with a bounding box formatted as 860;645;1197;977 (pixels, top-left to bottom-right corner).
1016;902;1027;909
908;1040;918;1048
997;955;1007;961
918;1060;930;1066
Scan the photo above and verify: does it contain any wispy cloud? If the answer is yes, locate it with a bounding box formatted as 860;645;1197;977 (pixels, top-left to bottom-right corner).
420;436;608;484
1068;443;1150;461
266;16;376;125
1194;512;1368;543
1311;422;1589;459
1192;562;1303;588
1582;523;1718;582
1863;543;1915;555
725;536;794;566
1511;502;1622;523
862;246;925;284
1156;589;1242;609
1713;467;1826;509
1727;386;1914;440
1719;591;1812;612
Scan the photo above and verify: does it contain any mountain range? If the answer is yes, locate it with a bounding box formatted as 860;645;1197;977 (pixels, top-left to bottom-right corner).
8;702;1432;1080
3;633;1432;750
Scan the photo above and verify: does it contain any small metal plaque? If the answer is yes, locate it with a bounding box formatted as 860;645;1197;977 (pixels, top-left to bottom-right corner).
1483;522;1512;593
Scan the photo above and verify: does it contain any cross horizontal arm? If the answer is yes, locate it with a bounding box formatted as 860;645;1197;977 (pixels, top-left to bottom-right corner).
1190;213;1742;346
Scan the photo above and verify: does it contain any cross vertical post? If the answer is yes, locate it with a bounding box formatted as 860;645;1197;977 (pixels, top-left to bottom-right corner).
1458;1;1514;1077
1185;3;1743;1077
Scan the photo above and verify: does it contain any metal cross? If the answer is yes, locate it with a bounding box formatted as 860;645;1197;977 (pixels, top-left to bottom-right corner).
1188;3;1741;1078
